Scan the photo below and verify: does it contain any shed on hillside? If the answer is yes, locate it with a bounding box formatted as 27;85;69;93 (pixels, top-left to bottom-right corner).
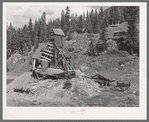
50;28;65;48
51;28;65;36
49;28;66;66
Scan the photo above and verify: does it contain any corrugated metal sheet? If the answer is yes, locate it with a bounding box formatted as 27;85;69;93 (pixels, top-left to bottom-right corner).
52;28;65;36
32;43;47;59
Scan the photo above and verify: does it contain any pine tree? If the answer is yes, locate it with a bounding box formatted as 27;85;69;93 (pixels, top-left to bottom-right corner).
96;7;107;55
120;8;125;23
98;10;101;33
47;20;52;39
77;15;83;33
116;6;120;25
7;23;18;57
109;6;114;25
16;28;21;52
70;13;77;32
7;23;13;58
90;9;95;32
94;9;99;33
85;11;89;33
60;9;65;30
41;12;48;42
82;12;86;30
22;24;29;56
54;18;61;28
28;18;33;51
124;6;139;55
33;19;39;50
100;7;106;41
87;11;93;33
64;6;71;35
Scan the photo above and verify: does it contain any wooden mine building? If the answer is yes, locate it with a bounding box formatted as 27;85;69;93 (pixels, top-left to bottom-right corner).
32;28;72;73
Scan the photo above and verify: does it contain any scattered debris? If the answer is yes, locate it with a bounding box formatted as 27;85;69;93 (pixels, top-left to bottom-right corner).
91;74;116;87
117;81;130;91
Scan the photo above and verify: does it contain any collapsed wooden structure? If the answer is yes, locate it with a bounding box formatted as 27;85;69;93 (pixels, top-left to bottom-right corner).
32;28;74;79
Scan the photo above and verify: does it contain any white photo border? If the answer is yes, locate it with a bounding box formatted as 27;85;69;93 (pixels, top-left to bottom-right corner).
3;2;147;120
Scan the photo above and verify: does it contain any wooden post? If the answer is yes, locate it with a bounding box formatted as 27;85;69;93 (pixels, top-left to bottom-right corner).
32;59;36;77
54;36;57;67
33;59;36;70
55;46;58;67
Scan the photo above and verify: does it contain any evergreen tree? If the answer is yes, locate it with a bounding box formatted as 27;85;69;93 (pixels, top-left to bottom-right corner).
41;12;48;42
70;13;77;32
7;23;13;58
87;11;93;33
120;8;125;23
33;19;39;50
116;6;120;25
82;12;86;30
100;7;106;41
22;24;29;55
124;6;139;55
38;18;43;43
94;9;99;33
90;9;95;32
98;10;101;33
47;20;52;39
16;28;21;52
53;18;61;28
28;18;33;51
64;6;71;35
77;15;83;33
85;11;89;33
7;23;18;57
109;6;114;25
60;9;65;30
96;7;107;55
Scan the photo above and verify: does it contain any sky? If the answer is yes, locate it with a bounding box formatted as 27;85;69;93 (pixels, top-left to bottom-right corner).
6;4;109;28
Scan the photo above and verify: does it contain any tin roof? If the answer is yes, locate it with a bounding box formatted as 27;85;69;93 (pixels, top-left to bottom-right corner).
51;28;65;36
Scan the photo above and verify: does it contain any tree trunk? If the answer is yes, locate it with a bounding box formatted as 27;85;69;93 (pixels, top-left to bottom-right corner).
130;48;133;55
118;20;119;26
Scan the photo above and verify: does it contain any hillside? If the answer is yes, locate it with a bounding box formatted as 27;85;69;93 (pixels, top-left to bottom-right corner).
7;30;139;107
103;6;139;25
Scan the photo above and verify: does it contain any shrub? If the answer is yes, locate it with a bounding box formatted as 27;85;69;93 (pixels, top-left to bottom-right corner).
108;50;130;57
28;59;32;65
108;49;119;54
68;47;74;52
66;35;72;41
63;80;72;89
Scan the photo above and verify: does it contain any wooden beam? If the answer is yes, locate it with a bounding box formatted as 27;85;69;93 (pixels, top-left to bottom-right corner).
45;46;53;50
42;49;53;53
39;58;50;62
47;43;54;47
40;56;52;61
40;56;51;61
41;52;54;57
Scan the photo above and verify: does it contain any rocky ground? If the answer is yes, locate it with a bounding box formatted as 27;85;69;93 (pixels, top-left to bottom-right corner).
7;50;139;107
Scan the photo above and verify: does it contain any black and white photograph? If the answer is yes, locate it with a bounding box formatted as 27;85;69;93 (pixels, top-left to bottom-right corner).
3;2;147;120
